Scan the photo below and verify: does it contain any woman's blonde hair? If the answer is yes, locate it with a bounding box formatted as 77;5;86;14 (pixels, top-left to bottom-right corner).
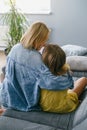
20;21;49;50
42;44;70;76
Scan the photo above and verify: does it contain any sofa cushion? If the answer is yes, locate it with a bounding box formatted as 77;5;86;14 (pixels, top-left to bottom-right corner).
66;56;87;71
73;89;87;127
0;116;56;130
61;45;87;56
3;109;74;130
72;71;87;78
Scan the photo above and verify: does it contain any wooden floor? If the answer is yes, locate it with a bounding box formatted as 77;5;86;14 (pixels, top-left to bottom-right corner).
0;51;6;73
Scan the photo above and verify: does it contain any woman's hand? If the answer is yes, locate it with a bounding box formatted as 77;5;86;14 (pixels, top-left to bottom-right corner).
0;108;6;116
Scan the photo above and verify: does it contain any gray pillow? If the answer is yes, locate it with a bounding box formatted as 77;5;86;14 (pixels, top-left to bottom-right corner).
61;44;87;56
66;56;87;71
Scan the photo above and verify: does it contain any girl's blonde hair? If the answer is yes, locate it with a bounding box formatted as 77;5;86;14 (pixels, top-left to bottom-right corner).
42;44;70;76
20;21;49;50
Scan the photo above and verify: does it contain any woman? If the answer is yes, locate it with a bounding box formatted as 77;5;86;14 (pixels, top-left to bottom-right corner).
0;21;73;112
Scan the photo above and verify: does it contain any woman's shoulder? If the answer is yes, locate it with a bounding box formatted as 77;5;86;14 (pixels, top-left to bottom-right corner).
12;43;22;50
8;43;43;65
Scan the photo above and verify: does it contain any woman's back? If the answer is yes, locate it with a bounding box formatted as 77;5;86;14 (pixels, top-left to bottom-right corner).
1;43;42;111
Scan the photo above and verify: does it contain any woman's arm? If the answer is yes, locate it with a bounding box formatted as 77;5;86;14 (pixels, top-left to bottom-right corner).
38;65;74;90
32;53;74;90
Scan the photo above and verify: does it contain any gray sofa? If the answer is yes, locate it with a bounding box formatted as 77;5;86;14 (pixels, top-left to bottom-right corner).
0;44;87;130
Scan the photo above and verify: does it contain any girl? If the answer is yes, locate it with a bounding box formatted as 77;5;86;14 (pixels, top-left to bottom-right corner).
40;44;87;113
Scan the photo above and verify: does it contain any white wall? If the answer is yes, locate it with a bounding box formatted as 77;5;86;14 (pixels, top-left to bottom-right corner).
0;0;87;48
0;26;8;50
27;0;87;47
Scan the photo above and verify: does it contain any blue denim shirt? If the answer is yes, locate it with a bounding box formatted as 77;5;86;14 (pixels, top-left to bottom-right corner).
1;43;74;111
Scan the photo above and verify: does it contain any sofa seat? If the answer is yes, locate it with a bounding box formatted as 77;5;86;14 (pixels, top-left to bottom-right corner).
0;87;87;130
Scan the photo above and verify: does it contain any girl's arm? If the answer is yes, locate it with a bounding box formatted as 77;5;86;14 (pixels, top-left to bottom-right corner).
33;56;74;90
